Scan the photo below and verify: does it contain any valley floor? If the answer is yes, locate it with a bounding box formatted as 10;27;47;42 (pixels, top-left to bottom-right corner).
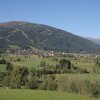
0;54;100;100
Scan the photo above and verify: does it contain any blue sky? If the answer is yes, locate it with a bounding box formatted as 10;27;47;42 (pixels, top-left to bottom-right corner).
0;0;100;38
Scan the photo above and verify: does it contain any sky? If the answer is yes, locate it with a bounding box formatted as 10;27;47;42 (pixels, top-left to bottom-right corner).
0;0;100;38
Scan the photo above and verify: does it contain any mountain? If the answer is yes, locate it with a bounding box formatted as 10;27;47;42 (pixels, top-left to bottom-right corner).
0;21;100;53
86;37;100;45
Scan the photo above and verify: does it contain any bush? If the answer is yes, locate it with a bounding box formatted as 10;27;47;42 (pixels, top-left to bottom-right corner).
4;65;29;89
91;82;100;97
39;75;58;91
20;67;29;85
10;74;21;89
74;68;89;74
0;72;5;81
38;80;48;90
6;62;13;75
26;74;38;89
40;60;46;68
16;58;21;62
52;57;58;62
3;75;11;87
0;58;7;64
58;76;100;98
69;79;82;94
47;80;58;91
83;79;93;94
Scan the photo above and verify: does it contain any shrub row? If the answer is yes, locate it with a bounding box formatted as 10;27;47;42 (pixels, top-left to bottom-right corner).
58;77;100;98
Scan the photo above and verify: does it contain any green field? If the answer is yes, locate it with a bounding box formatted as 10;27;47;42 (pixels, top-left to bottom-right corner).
2;55;57;69
0;54;95;71
0;88;96;100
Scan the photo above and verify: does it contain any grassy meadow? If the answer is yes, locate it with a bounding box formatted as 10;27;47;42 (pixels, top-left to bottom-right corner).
0;88;97;100
1;54;57;69
0;54;95;71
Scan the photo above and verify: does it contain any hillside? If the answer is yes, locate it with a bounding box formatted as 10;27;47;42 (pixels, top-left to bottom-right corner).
0;21;100;53
86;37;100;45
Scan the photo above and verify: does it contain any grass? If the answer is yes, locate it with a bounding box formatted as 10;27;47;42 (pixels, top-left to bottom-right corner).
11;55;41;69
0;88;96;100
6;55;57;69
74;61;95;73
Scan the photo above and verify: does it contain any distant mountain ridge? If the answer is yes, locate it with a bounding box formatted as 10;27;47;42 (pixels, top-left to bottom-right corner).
0;21;100;53
86;37;100;45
